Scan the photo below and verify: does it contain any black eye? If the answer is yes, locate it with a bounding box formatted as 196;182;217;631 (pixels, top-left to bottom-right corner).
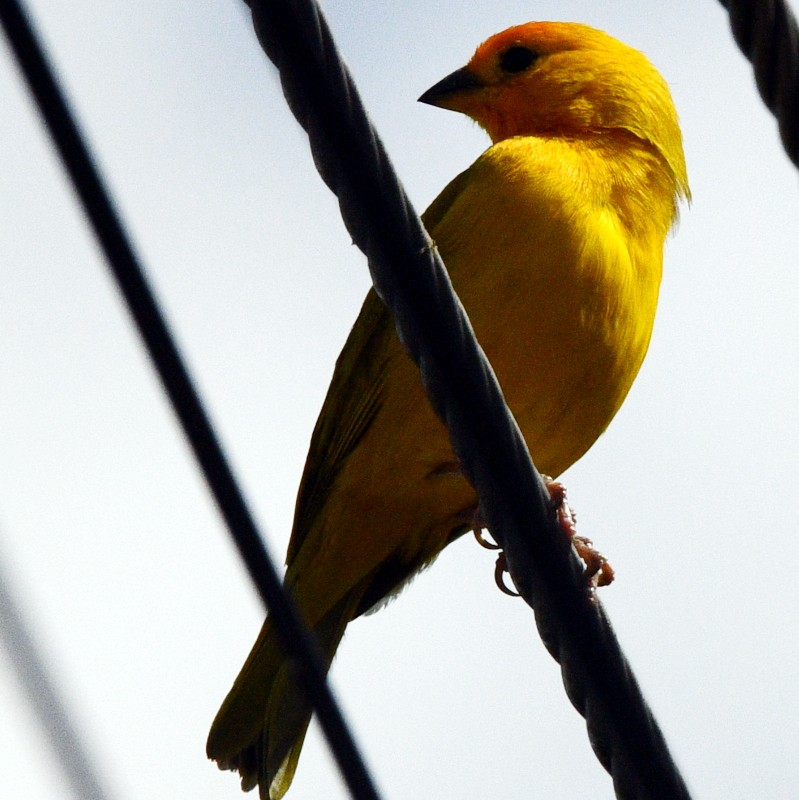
499;46;537;74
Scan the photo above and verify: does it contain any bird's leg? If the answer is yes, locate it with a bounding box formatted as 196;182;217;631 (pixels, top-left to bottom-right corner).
545;477;615;588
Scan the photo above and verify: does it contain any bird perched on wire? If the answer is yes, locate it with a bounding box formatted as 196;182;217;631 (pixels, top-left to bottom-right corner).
207;21;689;799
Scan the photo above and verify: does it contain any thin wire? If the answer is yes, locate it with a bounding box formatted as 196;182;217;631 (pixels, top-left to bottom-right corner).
0;541;115;800
0;2;380;798
719;0;799;168
245;1;691;798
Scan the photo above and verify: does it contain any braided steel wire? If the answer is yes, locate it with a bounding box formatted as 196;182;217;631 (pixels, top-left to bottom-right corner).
720;0;799;167
0;2;380;798
246;1;691;797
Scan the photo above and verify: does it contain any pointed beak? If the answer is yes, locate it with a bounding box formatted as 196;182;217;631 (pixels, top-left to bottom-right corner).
418;67;483;108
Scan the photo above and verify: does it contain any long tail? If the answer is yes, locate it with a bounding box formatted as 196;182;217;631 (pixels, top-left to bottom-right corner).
207;590;363;799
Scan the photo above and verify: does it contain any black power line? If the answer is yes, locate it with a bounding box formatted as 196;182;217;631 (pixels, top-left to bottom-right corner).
719;0;799;169
0;2;380;799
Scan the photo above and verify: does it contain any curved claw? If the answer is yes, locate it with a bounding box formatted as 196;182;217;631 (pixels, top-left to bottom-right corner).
473;527;500;550
474;523;518;597
494;553;520;597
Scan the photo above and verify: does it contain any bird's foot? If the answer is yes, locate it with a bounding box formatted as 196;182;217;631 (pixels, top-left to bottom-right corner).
545;477;614;588
472;478;615;592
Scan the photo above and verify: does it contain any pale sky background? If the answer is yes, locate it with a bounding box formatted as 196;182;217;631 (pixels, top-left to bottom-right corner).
1;1;798;798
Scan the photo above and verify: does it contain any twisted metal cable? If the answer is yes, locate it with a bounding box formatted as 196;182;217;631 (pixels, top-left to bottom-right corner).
0;2;380;798
719;0;799;167
246;1;691;798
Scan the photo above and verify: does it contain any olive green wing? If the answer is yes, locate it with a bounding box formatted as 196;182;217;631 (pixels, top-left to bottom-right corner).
420;163;474;233
286;165;474;565
286;288;394;563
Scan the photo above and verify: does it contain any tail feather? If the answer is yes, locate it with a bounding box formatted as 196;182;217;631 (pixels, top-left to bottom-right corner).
206;615;280;768
261;694;310;800
208;587;366;798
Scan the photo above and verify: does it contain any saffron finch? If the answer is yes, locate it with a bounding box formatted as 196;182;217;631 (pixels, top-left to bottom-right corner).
207;21;689;798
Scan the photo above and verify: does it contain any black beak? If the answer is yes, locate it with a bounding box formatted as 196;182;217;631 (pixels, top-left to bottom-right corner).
418;67;483;107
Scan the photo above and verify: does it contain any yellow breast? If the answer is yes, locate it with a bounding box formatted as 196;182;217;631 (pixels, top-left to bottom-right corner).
426;133;672;476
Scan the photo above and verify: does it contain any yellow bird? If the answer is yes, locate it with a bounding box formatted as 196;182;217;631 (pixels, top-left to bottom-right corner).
207;21;689;798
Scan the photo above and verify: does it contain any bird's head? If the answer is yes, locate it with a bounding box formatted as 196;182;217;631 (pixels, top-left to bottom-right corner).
419;22;689;200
